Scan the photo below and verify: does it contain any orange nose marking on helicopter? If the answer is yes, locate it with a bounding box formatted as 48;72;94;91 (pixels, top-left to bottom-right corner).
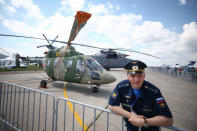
63;83;89;131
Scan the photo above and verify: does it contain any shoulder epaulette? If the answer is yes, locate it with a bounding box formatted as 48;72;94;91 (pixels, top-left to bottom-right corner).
146;86;160;94
117;80;130;88
144;81;160;94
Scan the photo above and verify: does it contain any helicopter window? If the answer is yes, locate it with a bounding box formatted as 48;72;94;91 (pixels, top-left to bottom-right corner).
76;59;85;74
66;59;73;70
86;59;104;71
106;53;117;59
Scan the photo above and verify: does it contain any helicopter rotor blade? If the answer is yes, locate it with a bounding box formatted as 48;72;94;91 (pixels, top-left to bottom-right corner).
113;48;159;58
43;34;50;44
67;11;92;46
37;45;49;48
0;33;45;40
0;33;103;49
70;42;106;50
50;35;58;45
0;33;159;58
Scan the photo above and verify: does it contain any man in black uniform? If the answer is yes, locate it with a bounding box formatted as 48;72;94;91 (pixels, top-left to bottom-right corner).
108;60;173;131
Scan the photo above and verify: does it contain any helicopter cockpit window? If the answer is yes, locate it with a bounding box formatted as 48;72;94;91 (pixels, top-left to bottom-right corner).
86;59;104;71
66;59;73;70
106;53;117;59
76;59;85;74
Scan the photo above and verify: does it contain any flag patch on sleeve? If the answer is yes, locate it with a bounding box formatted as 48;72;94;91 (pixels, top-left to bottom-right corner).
156;97;164;103
156;97;166;108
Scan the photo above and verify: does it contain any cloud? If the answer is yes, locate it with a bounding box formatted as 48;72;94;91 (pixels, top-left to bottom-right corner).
9;0;44;20
179;22;197;52
61;0;85;13
0;0;5;5
178;0;187;5
4;6;17;15
2;18;37;35
116;5;120;11
1;12;73;39
107;2;113;9
84;11;196;66
88;3;109;15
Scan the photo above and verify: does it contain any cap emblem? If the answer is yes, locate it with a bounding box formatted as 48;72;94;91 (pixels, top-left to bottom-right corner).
131;61;137;64
132;66;138;70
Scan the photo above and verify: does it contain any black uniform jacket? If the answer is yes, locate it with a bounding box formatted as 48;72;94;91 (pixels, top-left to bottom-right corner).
108;80;173;131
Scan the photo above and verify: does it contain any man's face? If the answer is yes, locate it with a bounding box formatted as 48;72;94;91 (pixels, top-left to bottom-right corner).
127;73;145;89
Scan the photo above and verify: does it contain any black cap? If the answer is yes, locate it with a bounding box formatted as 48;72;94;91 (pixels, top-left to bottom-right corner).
124;60;147;74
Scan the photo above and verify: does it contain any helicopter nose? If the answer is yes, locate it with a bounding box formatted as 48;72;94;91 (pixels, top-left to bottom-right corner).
105;73;116;83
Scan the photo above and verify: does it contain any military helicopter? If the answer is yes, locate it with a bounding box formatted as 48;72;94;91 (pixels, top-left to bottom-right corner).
90;48;159;70
0;11;116;93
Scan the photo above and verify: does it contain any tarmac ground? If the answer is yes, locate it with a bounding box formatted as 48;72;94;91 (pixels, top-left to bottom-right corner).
0;69;197;131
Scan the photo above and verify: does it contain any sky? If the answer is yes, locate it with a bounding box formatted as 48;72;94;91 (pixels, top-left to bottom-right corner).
0;0;197;66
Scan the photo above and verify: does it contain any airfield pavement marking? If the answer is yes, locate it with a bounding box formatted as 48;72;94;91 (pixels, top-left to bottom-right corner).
63;82;89;131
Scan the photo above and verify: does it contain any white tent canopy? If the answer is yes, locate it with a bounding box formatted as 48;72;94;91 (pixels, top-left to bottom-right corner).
0;53;16;68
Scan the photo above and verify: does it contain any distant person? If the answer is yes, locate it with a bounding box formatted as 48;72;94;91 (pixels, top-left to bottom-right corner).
108;60;173;131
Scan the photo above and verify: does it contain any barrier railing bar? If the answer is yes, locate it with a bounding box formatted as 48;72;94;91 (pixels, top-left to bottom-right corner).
26;89;30;131
32;91;36;131
8;85;13;123
0;117;21;131
21;88;25;130
16;87;21;129
2;83;6;119
52;95;55;131
94;108;96;131
38;92;42;131
57;97;111;113
2;82;53;96
64;100;66;131
5;84;9;121
45;94;48;131
0;82;2;115
122;118;124;131
55;99;59;131
82;105;85;131
72;102;75;131
12;84;17;125
106;112;109;131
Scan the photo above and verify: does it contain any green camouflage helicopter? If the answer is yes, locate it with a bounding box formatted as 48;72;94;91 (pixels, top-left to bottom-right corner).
0;11;116;93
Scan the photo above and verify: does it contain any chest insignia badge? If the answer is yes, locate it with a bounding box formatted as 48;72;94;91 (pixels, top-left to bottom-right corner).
125;95;131;98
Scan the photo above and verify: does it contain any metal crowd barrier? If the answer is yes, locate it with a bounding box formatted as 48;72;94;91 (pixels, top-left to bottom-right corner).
0;82;190;131
149;67;197;82
0;82;55;131
55;97;125;131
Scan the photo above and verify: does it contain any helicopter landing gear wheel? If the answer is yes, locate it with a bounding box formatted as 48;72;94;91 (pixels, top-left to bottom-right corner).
92;87;99;93
106;66;110;71
40;80;47;88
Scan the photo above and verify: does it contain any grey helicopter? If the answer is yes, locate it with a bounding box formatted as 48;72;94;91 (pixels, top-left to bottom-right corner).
89;48;159;70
